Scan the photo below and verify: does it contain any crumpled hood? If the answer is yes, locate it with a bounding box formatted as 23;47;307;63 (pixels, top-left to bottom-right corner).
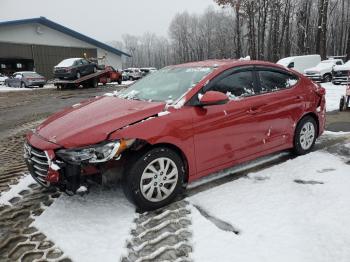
35;96;165;148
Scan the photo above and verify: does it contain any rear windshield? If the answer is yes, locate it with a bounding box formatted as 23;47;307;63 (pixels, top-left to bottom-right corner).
56;58;80;67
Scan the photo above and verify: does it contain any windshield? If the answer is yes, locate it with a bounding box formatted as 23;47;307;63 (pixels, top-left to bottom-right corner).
117;66;214;102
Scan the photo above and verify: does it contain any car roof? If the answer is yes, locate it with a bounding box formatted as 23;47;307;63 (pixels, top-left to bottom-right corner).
168;59;288;71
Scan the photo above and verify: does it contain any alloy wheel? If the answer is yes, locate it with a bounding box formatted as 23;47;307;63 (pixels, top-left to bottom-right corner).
140;157;178;202
299;122;315;150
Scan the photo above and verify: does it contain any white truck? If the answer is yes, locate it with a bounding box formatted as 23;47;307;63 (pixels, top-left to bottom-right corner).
277;55;321;74
332;60;350;85
304;59;344;82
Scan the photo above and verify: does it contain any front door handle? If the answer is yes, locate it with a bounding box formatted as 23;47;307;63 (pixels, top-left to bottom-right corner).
247;104;265;115
294;95;303;101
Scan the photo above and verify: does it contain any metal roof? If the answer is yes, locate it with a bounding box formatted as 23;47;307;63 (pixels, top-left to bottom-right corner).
0;17;131;57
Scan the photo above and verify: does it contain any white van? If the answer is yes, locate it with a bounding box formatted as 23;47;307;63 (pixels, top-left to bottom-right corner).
277;55;321;74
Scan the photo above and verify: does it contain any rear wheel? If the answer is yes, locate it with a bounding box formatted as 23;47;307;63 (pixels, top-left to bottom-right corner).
123;147;185;211
117;78;122;85
339;96;345;111
293;116;317;155
129;76;134;81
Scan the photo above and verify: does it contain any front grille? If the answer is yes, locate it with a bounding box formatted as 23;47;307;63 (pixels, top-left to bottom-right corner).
334;70;350;77
24;143;50;187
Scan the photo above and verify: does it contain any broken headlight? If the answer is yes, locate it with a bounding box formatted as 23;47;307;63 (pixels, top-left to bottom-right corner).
56;139;135;164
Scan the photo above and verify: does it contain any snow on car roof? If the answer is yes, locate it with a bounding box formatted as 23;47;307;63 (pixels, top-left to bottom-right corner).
55;58;82;67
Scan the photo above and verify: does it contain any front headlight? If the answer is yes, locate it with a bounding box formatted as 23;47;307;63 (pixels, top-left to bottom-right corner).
56;139;135;164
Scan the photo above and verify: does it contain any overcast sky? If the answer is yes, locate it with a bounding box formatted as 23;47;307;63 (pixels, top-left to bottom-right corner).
1;0;217;42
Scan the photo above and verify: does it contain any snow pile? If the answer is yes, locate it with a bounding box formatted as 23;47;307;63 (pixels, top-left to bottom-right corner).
0;174;35;205
321;83;347;111
33;185;135;262
190;151;350;262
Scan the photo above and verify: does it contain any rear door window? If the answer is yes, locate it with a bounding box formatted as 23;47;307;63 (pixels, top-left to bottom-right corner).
257;70;298;93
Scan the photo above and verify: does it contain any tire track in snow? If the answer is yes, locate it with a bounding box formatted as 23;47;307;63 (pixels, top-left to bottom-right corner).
122;201;193;262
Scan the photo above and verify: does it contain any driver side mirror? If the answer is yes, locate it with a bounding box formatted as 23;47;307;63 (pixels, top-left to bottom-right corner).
199;91;229;106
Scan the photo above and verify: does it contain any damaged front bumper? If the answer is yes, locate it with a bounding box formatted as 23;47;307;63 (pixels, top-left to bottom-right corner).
24;139;135;195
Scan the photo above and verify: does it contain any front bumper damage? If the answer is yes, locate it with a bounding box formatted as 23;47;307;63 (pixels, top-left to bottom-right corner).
24;141;126;195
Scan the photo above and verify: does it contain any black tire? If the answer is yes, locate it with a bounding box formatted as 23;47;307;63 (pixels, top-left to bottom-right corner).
39;84;44;88
117;78;122;85
293;116;317;155
76;71;81;79
339;96;345;111
92;78;98;88
323;74;332;82
123;147;185;211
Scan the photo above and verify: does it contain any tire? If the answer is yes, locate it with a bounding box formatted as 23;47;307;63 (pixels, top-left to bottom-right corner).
323;74;332;82
76;71;81;79
117;78;122;85
39;85;44;88
123;147;185;211
129;76;134;81
92;78;98;88
339;96;345;111
20;82;25;88
293;116;317;155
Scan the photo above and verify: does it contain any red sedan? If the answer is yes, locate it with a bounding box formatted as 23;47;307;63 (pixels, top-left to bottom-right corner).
24;60;326;210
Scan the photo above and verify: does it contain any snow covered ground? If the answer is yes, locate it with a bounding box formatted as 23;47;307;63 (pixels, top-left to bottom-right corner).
189;150;350;262
321;82;347;112
33;185;135;262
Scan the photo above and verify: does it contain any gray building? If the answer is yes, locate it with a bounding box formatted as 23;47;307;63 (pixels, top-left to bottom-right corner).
0;17;130;78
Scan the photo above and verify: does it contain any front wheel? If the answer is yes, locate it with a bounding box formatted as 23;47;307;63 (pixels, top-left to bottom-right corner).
323;74;332;82
293;116;317;155
123;147;185;211
76;71;81;79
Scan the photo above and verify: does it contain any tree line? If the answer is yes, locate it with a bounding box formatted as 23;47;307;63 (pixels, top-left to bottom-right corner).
111;0;350;69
